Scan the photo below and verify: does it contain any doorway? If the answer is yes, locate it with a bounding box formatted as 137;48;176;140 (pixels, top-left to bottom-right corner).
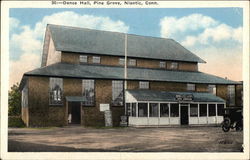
180;104;189;125
68;102;81;124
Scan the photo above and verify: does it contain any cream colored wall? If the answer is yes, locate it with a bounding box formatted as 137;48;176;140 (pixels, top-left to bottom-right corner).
46;37;61;66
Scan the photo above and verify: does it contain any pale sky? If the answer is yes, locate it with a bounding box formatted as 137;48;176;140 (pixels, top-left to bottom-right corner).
9;8;243;88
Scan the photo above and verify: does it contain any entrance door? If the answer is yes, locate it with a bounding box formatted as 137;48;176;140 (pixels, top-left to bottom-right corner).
68;102;81;124
180;104;189;125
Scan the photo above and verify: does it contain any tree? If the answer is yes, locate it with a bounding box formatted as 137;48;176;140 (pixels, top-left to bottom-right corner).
8;83;21;116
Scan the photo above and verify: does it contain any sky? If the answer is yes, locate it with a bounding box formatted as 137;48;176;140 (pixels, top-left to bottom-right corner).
9;8;243;88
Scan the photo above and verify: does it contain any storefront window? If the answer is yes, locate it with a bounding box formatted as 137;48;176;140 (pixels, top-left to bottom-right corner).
190;104;198;117
199;104;207;117
132;103;136;117
125;103;130;116
149;103;158;117
160;103;169;117
170;103;179;117
208;104;216;116
138;103;148;117
217;104;224;116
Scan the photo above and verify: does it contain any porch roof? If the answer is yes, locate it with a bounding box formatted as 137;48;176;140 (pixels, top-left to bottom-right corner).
126;90;225;103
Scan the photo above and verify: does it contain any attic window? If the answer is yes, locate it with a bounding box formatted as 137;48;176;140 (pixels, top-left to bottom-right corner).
187;83;195;91
119;58;125;65
159;61;166;68
170;62;178;70
92;56;101;64
80;55;87;63
128;59;136;66
139;81;149;89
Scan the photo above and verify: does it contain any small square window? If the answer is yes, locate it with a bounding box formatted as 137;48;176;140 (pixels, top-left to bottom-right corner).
139;81;149;89
208;85;216;95
170;62;178;70
93;56;100;64
80;55;88;63
119;58;125;65
159;61;166;68
187;84;195;91
128;59;136;66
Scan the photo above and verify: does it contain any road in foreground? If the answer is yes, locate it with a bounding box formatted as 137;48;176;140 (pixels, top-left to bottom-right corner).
8;126;243;152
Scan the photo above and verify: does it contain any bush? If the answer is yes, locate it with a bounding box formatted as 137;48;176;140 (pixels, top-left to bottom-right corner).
8;116;25;128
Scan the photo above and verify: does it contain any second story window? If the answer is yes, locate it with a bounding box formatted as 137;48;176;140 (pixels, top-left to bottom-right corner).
128;59;136;66
170;62;178;70
159;61;166;68
92;56;101;64
187;83;195;91
82;79;95;106
49;78;63;105
139;81;149;89
208;85;216;95
119;58;125;65
80;55;88;63
112;81;124;106
227;85;235;106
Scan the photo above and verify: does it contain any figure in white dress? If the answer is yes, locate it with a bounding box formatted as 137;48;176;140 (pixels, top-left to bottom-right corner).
68;113;72;123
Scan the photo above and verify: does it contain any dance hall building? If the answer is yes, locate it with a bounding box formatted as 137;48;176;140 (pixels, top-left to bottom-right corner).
20;24;242;127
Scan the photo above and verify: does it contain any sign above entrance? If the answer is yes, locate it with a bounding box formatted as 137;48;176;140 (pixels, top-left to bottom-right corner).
100;104;110;112
176;94;193;102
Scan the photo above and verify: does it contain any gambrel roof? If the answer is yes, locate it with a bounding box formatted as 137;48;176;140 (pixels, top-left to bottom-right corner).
47;24;205;63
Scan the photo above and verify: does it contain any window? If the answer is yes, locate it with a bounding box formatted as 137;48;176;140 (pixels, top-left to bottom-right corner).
138;103;148;117
119;58;125;65
21;83;28;108
80;55;87;63
217;104;224;116
149;103;158;117
128;59;136;66
159;61;166;68
139;81;149;89
126;103;136;116
170;103;179;117
208;104;216;116
49;78;63;105
190;104;198;117
131;103;136;117
208;85;216;95
187;84;195;91
199;104;207;117
170;62;178;70
112;81;124;106
227;85;235;106
82;80;95;106
160;103;169;117
92;56;100;63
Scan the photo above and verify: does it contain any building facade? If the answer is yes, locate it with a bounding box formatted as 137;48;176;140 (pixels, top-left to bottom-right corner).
20;24;242;127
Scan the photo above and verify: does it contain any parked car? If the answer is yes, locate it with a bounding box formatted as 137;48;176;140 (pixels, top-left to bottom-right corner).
221;107;243;132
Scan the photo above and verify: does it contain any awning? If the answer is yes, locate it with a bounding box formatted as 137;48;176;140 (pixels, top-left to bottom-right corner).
126;90;225;103
66;96;86;102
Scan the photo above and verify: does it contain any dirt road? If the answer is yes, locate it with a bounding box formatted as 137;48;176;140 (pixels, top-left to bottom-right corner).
8;126;243;152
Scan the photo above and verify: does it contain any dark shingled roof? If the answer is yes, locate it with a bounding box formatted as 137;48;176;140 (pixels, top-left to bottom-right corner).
48;24;205;63
23;63;239;85
126;90;225;103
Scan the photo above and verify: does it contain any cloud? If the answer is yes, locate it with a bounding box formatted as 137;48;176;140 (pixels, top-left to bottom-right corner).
160;14;218;38
9;17;20;32
160;14;243;81
9;11;129;88
9;53;41;87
